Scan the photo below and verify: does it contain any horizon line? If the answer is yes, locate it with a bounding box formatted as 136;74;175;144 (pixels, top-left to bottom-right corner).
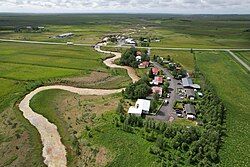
0;12;250;15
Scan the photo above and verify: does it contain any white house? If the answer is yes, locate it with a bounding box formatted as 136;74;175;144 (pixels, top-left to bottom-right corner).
128;99;151;116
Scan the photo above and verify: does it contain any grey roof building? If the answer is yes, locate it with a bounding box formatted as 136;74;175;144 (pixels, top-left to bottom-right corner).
184;104;196;115
182;77;193;87
182;77;201;89
186;89;195;98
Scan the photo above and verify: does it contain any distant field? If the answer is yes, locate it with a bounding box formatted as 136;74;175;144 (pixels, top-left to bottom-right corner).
234;51;250;66
196;51;250;167
151;50;195;73
1;14;250;48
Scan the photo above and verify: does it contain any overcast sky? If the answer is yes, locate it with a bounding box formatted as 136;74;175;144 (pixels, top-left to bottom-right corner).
0;0;250;14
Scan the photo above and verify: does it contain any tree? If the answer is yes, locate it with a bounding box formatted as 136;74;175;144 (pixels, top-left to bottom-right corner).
163;82;169;94
134;83;151;99
116;102;124;114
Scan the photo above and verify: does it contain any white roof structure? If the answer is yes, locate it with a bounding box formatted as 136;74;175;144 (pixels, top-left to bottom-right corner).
136;56;142;62
128;99;151;115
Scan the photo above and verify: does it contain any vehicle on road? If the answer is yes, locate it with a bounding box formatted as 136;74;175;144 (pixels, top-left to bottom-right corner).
66;42;74;45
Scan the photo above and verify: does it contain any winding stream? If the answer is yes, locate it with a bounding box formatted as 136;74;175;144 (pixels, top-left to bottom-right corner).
18;43;139;167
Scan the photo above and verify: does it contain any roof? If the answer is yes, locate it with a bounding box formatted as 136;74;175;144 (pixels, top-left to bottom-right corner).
128;99;151;114
136;99;150;112
191;84;201;89
185;104;196;115
128;106;142;115
141;61;149;66
136;51;142;56
186;89;195;97
152;68;160;75
152;86;163;96
182;77;193;87
154;76;163;84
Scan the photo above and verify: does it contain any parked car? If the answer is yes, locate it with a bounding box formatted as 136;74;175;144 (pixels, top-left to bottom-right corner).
165;99;169;104
176;110;183;117
167;94;170;98
167;77;171;81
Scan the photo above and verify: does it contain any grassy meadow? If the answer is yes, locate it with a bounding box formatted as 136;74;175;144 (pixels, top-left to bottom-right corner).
30;90;157;167
1;14;250;48
233;51;250;66
0;41;131;166
151;50;195;73
195;51;250;167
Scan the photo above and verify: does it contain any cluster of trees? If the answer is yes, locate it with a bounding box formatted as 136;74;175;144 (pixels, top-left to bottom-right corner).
153;55;187;79
139;37;150;47
123;76;151;100
119;48;150;68
116;80;225;166
14;26;47;33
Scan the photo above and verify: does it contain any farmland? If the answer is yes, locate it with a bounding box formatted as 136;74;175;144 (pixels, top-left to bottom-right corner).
195;51;250;167
151;50;195;73
0;41;130;166
233;51;250;66
1;14;250;48
0;14;249;167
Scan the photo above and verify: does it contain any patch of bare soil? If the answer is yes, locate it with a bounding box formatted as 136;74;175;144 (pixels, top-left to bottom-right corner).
64;71;110;84
95;147;110;166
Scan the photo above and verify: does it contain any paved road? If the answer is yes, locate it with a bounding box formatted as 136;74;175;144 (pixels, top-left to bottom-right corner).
226;50;250;72
150;62;180;121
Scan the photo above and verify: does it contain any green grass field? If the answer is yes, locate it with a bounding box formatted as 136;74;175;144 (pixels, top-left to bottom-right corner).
233;51;250;66
151;50;195;72
195;51;250;167
0;41;131;166
29;90;157;167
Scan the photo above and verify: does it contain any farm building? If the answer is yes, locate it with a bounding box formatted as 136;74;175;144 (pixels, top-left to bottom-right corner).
125;38;136;45
182;77;201;89
184;104;196;120
186;89;195;100
151;86;163;97
128;99;151;116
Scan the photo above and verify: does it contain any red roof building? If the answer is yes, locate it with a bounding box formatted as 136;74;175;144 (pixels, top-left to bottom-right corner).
152;86;163;97
152;67;160;75
153;76;163;85
138;61;150;68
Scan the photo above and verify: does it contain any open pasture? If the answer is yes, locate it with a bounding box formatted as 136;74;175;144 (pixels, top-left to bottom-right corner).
234;51;250;66
195;51;250;167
